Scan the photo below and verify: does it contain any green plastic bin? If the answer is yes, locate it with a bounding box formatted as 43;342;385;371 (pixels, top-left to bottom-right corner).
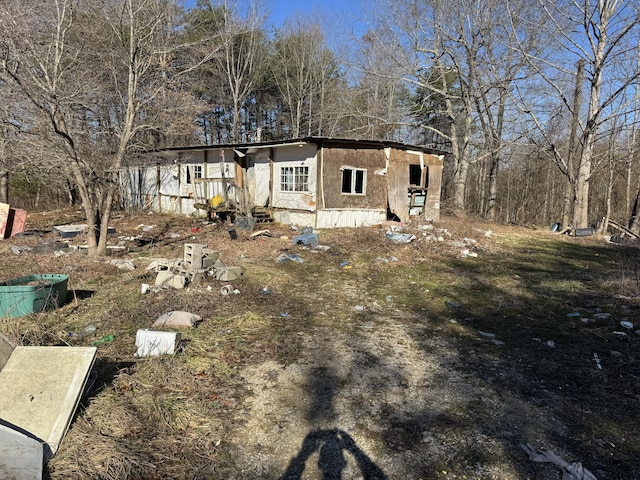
0;274;68;318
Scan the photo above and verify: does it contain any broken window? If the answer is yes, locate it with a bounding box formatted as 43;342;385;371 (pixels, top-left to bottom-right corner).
409;164;429;188
280;166;309;192
341;167;367;195
185;165;203;185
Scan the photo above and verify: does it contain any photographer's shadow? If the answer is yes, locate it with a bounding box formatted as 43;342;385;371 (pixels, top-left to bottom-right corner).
280;428;387;480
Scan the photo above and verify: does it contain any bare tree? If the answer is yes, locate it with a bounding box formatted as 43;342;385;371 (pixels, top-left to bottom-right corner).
513;0;640;228
1;0;220;255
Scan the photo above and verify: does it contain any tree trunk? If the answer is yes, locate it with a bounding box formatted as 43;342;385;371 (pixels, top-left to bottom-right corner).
0;171;8;204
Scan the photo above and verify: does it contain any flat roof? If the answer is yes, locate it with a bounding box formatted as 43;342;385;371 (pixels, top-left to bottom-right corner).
147;136;446;157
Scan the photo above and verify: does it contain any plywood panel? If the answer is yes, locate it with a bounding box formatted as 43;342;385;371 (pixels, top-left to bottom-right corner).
0;346;96;456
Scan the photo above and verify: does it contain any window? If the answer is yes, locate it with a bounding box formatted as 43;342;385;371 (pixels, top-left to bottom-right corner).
185;165;203;185
409;164;429;188
409;164;422;186
280;166;309;192
341;167;366;195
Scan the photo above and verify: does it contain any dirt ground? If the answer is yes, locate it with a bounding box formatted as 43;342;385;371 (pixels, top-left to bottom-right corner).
1;208;639;480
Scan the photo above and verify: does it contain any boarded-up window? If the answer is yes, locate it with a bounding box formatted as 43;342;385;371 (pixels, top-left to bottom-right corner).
280;166;309;192
341;167;366;195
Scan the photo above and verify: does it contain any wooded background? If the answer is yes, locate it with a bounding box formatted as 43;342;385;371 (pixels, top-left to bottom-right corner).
2;0;640;254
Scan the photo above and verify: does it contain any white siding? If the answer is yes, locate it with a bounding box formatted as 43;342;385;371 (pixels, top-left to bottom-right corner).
271;145;317;212
316;209;385;228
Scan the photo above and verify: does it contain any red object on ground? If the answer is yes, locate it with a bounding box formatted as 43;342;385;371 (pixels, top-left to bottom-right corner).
0;203;27;239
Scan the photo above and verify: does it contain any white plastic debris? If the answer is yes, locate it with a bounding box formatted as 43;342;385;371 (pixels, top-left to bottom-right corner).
521;443;597;480
135;330;180;357
152;311;201;328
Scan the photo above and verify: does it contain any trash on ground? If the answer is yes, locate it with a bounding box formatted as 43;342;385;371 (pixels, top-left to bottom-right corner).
291;232;320;247
566;312;581;318
91;334;115;346
478;331;496;338
234;216;257;231
141;283;150;294
148;243;243;288
354;305;365;311
220;284;233;295
520;443;597;480
10;245;31;255
152;311;201;328
53;223;115;238
385;231;416;244
250;229;271;238
593;313;611;320
620;320;633;330
33;241;69;255
0;203;27;239
0;333;96;476
445;300;462;309
109;259;136;271
0;274;68;318
277;253;304;263
135;329;180;357
593;353;602;370
258;287;272;295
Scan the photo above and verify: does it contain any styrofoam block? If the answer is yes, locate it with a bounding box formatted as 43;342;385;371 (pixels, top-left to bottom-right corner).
135;330;180;357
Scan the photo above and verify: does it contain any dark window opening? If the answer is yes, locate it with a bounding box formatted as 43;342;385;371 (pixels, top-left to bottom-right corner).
409;164;422;186
341;169;352;193
354;170;365;194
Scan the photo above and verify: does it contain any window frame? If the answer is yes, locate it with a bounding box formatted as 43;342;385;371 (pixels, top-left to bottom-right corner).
341;166;367;196
280;165;310;192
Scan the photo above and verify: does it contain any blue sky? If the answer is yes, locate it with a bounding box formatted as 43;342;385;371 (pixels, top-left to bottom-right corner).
184;0;365;34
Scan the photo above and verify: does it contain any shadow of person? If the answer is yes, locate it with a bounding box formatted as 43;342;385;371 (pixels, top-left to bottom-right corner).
280;429;387;480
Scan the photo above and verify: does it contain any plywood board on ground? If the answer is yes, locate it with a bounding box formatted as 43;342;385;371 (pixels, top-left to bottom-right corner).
0;346;96;456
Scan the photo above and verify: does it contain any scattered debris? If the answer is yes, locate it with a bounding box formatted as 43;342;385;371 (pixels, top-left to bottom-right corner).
0;202;27;239
250;229;272;238
91;334;115;346
135;330;180;357
478;331;496;338
141;283;150;294
445;300;462;309
593;353;602;370
258;287;272;295
292;232;319;247
10;245;31;255
520;443;597;480
53;224;115;238
0;274;68;318
152;311;201;328
108;259;136;271
0;334;96;478
148;243;243;288
385;231;416;244
277;253;304;263
619;320;633;330
566;312;581;318
33;241;69;255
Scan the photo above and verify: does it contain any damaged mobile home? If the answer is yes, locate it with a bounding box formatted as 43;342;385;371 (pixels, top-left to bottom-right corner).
119;137;445;228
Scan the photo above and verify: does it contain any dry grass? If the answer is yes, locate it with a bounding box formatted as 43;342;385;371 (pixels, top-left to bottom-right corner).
1;209;639;479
